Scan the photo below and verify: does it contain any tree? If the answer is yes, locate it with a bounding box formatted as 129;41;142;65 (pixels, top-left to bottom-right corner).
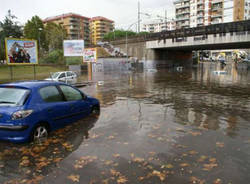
0;10;23;61
103;29;148;41
103;29;137;41
24;16;47;51
44;22;67;51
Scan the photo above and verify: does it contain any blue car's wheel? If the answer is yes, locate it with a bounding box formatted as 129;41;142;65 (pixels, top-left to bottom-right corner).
31;124;49;143
92;106;100;116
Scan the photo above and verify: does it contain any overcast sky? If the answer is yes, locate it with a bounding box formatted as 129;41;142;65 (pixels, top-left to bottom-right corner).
0;0;175;30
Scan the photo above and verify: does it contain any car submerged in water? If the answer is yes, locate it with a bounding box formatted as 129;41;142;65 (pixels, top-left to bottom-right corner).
0;81;100;143
45;71;78;84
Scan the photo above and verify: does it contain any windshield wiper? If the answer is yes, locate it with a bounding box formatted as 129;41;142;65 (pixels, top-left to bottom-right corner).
0;101;16;104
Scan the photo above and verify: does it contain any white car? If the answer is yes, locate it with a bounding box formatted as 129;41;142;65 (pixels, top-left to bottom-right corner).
45;71;77;84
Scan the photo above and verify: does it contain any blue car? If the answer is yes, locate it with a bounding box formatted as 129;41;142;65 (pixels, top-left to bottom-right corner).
0;81;100;143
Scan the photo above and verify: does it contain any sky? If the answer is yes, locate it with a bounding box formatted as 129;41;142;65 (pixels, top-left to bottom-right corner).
0;0;175;30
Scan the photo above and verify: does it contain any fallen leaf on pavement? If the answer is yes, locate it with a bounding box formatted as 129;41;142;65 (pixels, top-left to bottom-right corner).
67;174;80;182
161;164;174;169
117;175;128;183
113;154;120;158
213;178;222;184
152;170;166;181
216;142;224;148
180;163;190;167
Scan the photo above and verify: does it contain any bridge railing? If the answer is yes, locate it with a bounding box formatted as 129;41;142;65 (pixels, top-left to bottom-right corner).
111;20;250;45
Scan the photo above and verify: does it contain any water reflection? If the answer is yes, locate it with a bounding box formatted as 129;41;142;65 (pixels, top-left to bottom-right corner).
1;62;250;183
0;116;99;183
87;62;250;139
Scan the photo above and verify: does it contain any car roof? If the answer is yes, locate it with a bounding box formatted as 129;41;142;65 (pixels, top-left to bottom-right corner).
54;71;75;73
0;80;66;89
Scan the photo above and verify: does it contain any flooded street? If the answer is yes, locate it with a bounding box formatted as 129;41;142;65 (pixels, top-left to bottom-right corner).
1;63;250;184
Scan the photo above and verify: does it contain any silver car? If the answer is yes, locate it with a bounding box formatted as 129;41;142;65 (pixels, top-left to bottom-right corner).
45;71;77;84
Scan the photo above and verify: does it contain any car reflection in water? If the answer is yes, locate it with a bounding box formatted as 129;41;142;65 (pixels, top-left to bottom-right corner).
0;115;99;183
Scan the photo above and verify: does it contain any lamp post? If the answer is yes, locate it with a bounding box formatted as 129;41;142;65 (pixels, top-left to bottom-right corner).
126;20;141;60
38;27;43;52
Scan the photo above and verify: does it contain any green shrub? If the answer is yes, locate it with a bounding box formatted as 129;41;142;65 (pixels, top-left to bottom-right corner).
40;49;64;64
65;57;83;65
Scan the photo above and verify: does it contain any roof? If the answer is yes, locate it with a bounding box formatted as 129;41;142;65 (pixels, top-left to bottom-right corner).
43;13;90;23
90;16;114;23
0;80;64;89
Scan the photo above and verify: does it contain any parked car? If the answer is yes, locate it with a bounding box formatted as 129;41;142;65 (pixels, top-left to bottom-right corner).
45;71;77;84
210;56;216;62
217;56;226;64
0;81;100;143
242;55;250;63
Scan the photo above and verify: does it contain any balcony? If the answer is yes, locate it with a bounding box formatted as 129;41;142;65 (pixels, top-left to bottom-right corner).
197;1;204;5
212;0;223;4
176;10;190;15
70;18;79;23
176;16;190;21
69;22;80;27
177;21;189;27
211;14;223;18
197;14;204;18
176;3;190;9
197;6;204;11
211;6;223;11
174;0;189;4
197;20;203;24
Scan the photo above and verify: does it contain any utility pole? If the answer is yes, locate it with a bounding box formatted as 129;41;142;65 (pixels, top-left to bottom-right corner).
138;1;140;33
165;10;167;23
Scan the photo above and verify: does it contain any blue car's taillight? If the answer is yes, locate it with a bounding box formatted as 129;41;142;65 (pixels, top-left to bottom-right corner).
12;110;33;120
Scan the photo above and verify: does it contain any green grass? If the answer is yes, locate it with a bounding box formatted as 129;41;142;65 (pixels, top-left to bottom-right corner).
0;65;67;83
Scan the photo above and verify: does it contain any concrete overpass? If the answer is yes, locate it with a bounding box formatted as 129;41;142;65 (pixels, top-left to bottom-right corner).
147;32;250;51
111;20;250;68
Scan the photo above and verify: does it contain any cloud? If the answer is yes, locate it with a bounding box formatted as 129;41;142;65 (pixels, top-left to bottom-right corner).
0;0;176;29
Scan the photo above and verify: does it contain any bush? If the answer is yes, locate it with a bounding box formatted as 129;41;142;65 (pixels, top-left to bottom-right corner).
40;49;64;64
65;57;83;65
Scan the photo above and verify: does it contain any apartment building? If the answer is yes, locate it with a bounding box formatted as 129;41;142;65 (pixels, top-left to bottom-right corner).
43;13;90;46
234;0;250;20
175;0;191;29
174;0;250;29
142;20;176;33
90;16;114;45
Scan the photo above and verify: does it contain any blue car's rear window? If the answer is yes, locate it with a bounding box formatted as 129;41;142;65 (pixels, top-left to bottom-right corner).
0;87;30;106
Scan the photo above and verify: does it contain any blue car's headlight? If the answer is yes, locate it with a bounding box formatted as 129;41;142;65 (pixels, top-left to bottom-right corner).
12;110;33;120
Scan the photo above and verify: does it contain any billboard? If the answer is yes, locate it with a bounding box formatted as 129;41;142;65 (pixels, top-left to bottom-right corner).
83;48;97;62
63;40;84;56
5;38;38;65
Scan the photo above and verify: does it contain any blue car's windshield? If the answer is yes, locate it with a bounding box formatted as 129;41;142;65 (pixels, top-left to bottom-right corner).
0;87;29;106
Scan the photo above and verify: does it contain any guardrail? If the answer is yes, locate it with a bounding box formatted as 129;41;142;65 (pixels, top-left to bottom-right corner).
111;20;250;45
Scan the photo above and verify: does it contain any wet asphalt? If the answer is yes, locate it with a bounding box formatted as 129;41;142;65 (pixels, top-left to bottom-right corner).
1;63;250;184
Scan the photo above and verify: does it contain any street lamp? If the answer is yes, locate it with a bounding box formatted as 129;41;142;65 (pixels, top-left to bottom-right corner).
38;27;43;52
126;20;141;60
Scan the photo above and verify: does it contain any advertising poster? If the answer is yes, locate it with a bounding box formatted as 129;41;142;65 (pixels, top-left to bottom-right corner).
84;48;97;62
5;38;38;65
63;40;84;56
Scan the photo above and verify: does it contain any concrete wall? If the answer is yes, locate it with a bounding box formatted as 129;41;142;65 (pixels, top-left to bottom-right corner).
147;32;250;50
113;41;193;68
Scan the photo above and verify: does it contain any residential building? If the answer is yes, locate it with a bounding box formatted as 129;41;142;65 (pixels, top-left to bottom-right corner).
90;16;114;45
174;0;250;29
43;13;90;46
142;20;176;33
175;0;191;29
235;0;250;20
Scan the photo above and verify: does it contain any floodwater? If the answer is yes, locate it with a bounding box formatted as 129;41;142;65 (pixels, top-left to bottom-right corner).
1;63;250;184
